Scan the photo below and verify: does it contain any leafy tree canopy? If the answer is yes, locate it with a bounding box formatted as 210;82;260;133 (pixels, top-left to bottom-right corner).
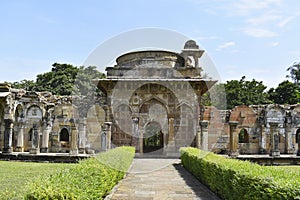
268;80;300;105
9;63;105;96
287;62;300;86
10;79;36;91
224;76;270;109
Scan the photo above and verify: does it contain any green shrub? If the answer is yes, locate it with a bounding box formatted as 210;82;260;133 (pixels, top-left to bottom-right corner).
180;147;300;200
25;146;135;200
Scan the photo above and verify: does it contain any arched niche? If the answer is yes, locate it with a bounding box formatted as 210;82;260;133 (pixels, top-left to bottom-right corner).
86;105;106;151
114;104;132;134
26;105;43;123
139;98;168;132
175;103;195;147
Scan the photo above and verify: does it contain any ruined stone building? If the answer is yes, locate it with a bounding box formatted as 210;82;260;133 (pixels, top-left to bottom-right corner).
1;40;300;157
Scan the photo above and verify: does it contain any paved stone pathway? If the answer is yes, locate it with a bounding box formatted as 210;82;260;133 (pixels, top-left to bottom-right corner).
106;159;221;200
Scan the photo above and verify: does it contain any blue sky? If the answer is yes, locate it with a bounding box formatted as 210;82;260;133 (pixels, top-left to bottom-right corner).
1;0;300;88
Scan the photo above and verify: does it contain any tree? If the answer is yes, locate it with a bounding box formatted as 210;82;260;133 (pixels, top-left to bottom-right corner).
10;79;36;90
287;62;300;86
9;63;105;96
203;83;227;110
268;80;300;104
34;63;79;95
73;66;106;96
224;76;269;109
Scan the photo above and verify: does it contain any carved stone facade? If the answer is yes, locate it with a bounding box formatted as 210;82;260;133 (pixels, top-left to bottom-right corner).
0;83;106;155
2;40;299;157
97;40;215;156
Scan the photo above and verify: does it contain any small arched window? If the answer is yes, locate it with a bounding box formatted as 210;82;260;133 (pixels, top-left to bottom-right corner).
239;128;249;143
296;129;300;143
60;128;69;142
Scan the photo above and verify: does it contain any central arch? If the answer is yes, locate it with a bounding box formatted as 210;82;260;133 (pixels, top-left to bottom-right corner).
143;121;163;153
139;96;168;154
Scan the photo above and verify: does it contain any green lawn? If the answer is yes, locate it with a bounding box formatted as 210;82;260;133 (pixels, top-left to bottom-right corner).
0;161;74;199
269;165;300;172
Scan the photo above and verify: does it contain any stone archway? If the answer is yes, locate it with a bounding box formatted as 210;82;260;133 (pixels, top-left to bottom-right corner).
239;128;249;143
296;129;300;155
143;121;163;154
139;97;168;154
0;104;4;151
59;128;70;152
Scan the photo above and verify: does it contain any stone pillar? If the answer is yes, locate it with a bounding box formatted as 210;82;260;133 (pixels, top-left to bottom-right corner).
269;122;280;157
229;121;239;157
196;127;201;149
78;118;86;154
259;125;267;154
297;133;300;156
166;117;176;154
168;117;175;143
3;119;13;153
41;123;51;153
30;124;40;154
101;124;107;151
69;125;78;155
200;120;209;150
132;118;139;153
139;130;143;154
285;123;294;154
105;122;112;150
15;123;24;152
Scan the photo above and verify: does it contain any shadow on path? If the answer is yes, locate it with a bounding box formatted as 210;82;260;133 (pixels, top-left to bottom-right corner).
107;159;221;200
173;163;221;200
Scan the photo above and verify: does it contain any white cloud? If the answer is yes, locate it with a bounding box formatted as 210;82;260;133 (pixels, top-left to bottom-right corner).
216;41;236;51
243;28;278;37
231;0;282;16
277;12;300;27
269;42;279;47
247;13;281;26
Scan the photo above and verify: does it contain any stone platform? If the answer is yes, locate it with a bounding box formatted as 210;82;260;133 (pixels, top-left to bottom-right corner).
0;152;92;163
236;154;300;165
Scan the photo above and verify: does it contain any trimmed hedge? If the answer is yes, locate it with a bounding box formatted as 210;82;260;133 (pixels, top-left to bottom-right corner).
25;146;135;200
180;147;300;200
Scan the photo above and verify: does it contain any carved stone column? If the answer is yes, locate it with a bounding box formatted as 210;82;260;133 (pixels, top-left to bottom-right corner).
132;118;139;153
105;122;112;150
41;123;51;153
196;127;201;149
69;124;78;155
30;124;40;154
168;117;175;143
259;125;267;154
200;120;209;151
229;121;239;157
165;116;177;156
269;122;280;157
297;133;300;156
285;122;293;154
101;123;107;151
3;119;13;153
78;118;86;154
15;122;24;152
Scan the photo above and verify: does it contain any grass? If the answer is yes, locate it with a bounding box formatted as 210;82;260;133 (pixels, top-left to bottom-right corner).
0;161;74;199
24;146;135;200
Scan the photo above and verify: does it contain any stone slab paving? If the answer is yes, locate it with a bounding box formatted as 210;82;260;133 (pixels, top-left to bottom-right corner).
106;158;221;200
